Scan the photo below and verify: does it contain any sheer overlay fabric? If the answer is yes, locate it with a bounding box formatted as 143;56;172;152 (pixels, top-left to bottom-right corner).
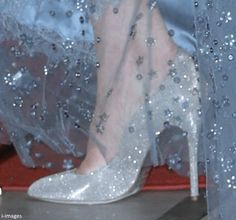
0;1;203;178
194;1;236;219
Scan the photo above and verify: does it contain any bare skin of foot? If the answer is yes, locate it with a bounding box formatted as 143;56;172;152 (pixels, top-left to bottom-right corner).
76;1;177;174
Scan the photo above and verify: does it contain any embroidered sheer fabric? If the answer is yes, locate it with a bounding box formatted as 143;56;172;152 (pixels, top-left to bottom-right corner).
194;1;236;219
0;0;202;173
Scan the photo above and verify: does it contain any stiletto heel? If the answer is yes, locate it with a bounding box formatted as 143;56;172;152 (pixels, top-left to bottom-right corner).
27;48;201;204
183;107;199;200
188;123;199;200
149;47;200;199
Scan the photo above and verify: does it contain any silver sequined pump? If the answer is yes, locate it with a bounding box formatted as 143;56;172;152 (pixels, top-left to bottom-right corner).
27;48;201;204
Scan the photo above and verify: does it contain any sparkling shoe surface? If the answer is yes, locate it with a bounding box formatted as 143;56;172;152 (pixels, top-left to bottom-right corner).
27;48;200;204
28;147;151;204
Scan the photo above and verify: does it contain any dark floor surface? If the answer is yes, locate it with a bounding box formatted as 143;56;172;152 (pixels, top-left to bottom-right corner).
0;190;207;220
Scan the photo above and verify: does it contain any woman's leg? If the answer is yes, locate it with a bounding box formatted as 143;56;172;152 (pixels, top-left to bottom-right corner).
77;1;177;174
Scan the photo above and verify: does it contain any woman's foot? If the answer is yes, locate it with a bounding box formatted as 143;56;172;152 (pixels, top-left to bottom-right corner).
76;145;107;174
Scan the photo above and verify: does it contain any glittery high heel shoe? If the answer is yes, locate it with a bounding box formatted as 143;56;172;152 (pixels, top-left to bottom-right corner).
27;48;200;204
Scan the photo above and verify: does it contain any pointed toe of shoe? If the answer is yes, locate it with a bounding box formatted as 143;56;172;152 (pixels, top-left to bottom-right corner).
27;176;57;200
27;169;78;202
27;179;44;198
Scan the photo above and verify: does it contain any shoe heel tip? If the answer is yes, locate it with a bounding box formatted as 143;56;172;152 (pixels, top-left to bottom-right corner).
191;196;199;201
